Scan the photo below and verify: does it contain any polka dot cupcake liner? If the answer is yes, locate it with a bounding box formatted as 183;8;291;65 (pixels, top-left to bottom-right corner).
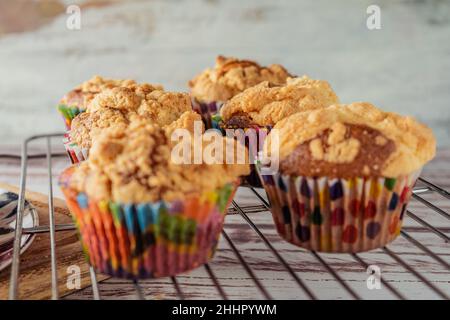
191;98;224;130
59;166;237;279
63;133;88;164
256;164;421;253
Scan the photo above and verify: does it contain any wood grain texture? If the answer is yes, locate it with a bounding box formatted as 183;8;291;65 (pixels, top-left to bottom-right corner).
0;183;108;300
0;147;448;300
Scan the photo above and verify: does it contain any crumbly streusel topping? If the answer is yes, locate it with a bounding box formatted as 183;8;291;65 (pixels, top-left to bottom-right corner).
265;102;436;177
71;86;193;148
60;75;163;110
70;108;130;149
188;56;292;102
220;76;339;126
164;110;204;136
70;123;249;203
78;75;138;93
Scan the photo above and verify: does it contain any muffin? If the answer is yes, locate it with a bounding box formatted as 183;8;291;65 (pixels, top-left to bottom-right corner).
258;102;436;252
66;84;196;163
59;122;249;279
218;76;339;187
57;76;155;130
188;55;292;128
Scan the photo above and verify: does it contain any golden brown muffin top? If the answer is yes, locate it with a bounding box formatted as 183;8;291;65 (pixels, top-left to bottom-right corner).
264;102;436;178
70;122;249;203
220;76;339;127
60;75;162;109
71;86;193;148
164;110;204;136
188;55;292;102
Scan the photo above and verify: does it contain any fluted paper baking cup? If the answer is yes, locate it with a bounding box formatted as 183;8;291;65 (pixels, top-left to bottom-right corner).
59;167;236;279
57;104;85;130
191;98;224;129
63;133;88;164
256;163;421;252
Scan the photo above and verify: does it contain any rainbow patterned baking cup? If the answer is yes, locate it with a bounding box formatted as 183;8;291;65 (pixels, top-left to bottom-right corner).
191;98;224;129
63;133;88;164
59;166;237;279
256;162;421;252
57;104;85;130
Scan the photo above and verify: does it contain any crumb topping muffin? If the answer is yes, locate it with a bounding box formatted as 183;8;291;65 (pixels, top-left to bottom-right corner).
220;76;340;127
265;102;436;178
164;110;203;136
60;75;162;111
188;55;292;103
71;86;193;148
70;122;249;203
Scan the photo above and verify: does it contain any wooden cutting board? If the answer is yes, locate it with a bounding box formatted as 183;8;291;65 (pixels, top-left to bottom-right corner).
0;183;108;299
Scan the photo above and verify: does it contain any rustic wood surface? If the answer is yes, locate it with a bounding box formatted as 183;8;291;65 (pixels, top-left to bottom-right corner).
0;183;108;299
0;144;448;300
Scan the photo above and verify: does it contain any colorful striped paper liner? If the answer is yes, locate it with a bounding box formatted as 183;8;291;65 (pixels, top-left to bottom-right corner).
256;162;421;252
63;133;88;164
57;104;85;130
59;166;237;279
191;98;224;129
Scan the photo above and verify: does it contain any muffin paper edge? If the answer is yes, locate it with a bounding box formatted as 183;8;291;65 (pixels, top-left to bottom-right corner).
256;161;422;253
59;167;237;279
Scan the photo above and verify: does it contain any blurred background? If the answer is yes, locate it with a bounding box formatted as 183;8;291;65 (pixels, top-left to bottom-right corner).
0;0;449;147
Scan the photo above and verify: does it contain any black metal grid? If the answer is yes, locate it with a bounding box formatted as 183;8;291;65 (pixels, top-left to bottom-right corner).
7;134;450;300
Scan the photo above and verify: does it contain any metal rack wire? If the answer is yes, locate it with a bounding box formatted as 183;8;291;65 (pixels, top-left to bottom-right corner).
7;133;450;300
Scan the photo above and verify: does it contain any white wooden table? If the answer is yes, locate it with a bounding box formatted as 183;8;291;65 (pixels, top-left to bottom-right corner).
1;0;450;146
0;142;449;300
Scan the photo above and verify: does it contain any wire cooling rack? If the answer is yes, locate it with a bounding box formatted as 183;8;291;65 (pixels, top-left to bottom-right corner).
7;133;450;300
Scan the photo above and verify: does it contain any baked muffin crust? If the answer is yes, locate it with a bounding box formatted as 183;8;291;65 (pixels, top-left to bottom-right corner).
71;86;192;148
70;108;130;149
189;55;292;102
220;76;339;127
280;124;396;178
70;123;249;203
60;75;161;110
265;102;436;178
164;110;203;136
